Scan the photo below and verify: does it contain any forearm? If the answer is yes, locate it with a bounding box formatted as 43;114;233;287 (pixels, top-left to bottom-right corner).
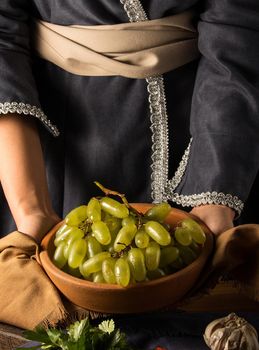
0;114;59;242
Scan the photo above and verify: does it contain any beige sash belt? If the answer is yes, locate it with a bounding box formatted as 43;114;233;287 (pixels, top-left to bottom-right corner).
33;11;199;79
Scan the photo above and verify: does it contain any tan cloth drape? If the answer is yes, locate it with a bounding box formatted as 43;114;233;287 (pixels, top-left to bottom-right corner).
190;224;259;301
0;225;258;330
0;232;66;329
33;11;200;79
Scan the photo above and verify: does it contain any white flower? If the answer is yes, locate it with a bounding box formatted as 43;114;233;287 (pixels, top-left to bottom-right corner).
98;319;115;334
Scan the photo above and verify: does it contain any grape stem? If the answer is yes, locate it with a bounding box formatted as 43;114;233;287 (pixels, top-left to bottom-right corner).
78;219;92;236
94;181;142;219
94;181;129;205
111;244;131;258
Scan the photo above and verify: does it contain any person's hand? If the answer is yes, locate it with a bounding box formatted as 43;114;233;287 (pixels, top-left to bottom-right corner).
17;212;61;244
190;204;235;236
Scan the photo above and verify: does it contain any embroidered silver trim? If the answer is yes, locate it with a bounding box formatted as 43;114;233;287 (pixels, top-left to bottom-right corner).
147;76;169;203
120;0;244;215
0;102;59;136
121;0;169;203
165;138;193;193
164;191;244;216
120;0;148;22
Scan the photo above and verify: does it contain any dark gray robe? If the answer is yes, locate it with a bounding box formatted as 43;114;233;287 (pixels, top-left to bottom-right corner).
0;0;259;236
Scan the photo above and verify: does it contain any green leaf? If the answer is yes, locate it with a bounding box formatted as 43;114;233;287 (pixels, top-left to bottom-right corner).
23;328;55;345
22;316;136;350
67;318;89;342
109;329;133;350
46;329;62;344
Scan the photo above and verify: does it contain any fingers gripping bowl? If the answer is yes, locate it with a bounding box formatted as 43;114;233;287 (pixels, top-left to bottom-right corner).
40;203;214;314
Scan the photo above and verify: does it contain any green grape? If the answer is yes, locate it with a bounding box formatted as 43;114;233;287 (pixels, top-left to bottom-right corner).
65;205;87;226
68;238;87;268
87;236;102;257
107;240;118;254
63;228;85;260
79;259;91;279
145;203;171;222
170;256;185;270
159;246;179;268
174;227;192;246
189;240;201;254
128;248;146;282
122;215;136;227
91;221;111;245
93;271;105;283
147;268;166;280
129;274;137;285
55;224;70;237
67;265;82;278
53;242;67;269
81;252;111;275
102;257;116;284
63;242;70;260
102;215;122;254
54;226;73;247
177;245;198;265
64;234;87;260
100;197;129;219
114;257;130;287
103;213;122;236
144;221;171;246
181;218;206;244
135;229;150;249
66;227;84;246
145;241;161;271
86;197;101;222
114;224;137;252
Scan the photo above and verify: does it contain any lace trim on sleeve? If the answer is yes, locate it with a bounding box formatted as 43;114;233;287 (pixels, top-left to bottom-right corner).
163;139;244;216
165;190;244;216
0;102;59;136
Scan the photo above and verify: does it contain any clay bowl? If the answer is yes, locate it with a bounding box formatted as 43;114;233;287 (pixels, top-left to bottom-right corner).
40;204;214;314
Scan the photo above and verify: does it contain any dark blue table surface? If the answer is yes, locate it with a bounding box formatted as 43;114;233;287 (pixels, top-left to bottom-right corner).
18;311;259;350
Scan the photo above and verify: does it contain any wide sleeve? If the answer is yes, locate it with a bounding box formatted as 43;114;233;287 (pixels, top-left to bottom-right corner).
166;0;259;216
0;0;59;136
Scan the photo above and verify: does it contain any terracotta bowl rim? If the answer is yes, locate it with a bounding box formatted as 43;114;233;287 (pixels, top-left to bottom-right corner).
40;204;214;290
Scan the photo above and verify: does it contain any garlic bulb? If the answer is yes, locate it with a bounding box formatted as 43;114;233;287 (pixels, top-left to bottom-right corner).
204;313;259;350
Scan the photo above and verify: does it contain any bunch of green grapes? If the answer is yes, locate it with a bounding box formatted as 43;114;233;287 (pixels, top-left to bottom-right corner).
53;183;206;287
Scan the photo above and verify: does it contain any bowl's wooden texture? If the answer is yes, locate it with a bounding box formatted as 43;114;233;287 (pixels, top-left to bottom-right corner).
40;204;214;314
